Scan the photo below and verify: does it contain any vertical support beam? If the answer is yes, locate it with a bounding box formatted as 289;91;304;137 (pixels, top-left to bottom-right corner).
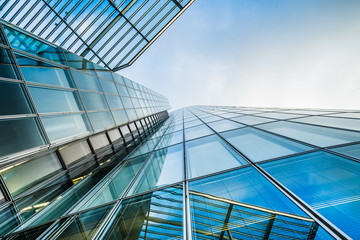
219;204;233;240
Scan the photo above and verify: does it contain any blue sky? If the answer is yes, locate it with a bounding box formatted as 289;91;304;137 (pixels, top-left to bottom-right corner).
119;0;360;111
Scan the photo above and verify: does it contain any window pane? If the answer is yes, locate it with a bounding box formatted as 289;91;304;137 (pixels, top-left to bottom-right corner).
0;47;19;79
88;111;115;131
16;54;74;88
258;121;360;147
72;70;101;92
41;114;91;142
107;129;121;142
293;116;360;131
256;112;305;119
0;205;21;237
80;92;109;111
231;115;274;125
0;81;33;115
106;95;123;109
0;117;46;157
101;186;183;239
29;86;83;113
127;144;184;196
261;151;360;239
111;109;129;125
59;141;92;166
185;124;213;141
100;79;118;95
65;51;95;73
3;25;65;64
189;167;316;239
156;130;183;149
220;128;313;162
1;153;62;196
208;119;245;132
116;84;129;97
90;134;110;150
186;135;247;179
332;143;360;159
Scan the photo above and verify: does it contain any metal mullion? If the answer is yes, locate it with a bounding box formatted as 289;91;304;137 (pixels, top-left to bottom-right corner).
49;0;93;43
190;110;351;239
30;4;55;33
38;0;70;38
0;0;21;20
8;0;31;23
137;0;170;32
15;0;42;27
116;36;146;67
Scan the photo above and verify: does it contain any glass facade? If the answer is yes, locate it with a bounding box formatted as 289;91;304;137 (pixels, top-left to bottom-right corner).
0;9;359;240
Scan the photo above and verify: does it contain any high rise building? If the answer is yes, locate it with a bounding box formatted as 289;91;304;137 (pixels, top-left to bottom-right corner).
1;2;360;240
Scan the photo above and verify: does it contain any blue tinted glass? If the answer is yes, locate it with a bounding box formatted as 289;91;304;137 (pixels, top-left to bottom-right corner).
0;81;33;115
189;167;311;239
186;135;247;179
88;111;115;131
185;124;213;141
3;25;65;64
115;84;129;97
261;151;360;239
332;143;360;159
16;54;75;88
65;51;95;73
42;114;90;142
80;92;109;111
111;109;129;125
293;116;360;131
0;117;46;157
127;144;184;196
96;67;113;81
156;130;183;149
208;119;245;132
106;95;123;109
256;112;305;119
101;186;183;239
72;70;101;92
126;108;138;121
0;205;21;237
112;73;125;85
100;79;118;95
258;121;360;147
184;119;202;128
0;47;19;79
231;115;274;125
29;86;83;113
220;127;313;162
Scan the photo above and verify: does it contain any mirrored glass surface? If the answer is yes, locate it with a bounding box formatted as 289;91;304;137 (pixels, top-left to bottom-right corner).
87;111;115;131
29;86;83;113
0;47;19;79
80;92;109;111
293;116;360;131
0;81;33;115
208;119;245;132
101;186;183;240
331;143;360;160
111;109;129;125
258;121;360;147
220;128;313;162
0;117;46;157
185;124;213;141
261;151;360;239
41;114;90;142
186;135;247;179
72;70;101;92
127;144;184;196
231;115;275;125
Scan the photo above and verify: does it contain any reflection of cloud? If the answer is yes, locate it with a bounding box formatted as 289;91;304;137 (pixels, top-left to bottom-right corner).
119;0;360;110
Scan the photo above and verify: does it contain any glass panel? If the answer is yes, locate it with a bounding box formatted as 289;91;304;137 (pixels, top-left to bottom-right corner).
3;25;65;64
0;153;62;196
220;128;313;162
80;92;109;111
100;79;118;95
2;221;53;239
29;86;83;113
72;70;101;92
0;117;46;157
60;141;92;166
41;113;90;142
127;144;184;196
0;205;21;237
16;54;74;88
332;143;360;159
256;112;305;119
293;116;360;131
156;130;183;149
184;124;213;141
88;111;115;131
231;115;274;125
112;73;125;85
0;81;33;115
65;51;95;73
107;129;121;142
258;121;360;147
184;119;202;128
327;112;360;119
115;84;129;97
261;151;360;239
186;135;247;179
208;119;245;132
112;109;129;125
106;95;123;109
101;186;183;239
189;167;322;239
0;47;19;79
89;133;110;150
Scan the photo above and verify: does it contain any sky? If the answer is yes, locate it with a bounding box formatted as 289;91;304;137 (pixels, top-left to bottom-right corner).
119;0;360;111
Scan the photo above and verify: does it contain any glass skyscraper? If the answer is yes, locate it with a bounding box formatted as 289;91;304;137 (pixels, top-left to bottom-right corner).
1;1;360;240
